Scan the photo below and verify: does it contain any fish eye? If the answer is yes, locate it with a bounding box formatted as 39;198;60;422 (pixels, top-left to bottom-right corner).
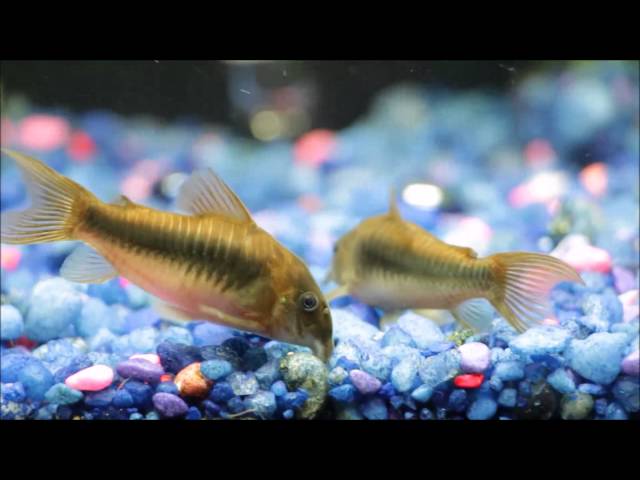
299;292;319;312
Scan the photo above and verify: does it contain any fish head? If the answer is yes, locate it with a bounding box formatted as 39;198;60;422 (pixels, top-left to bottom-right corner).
271;263;334;362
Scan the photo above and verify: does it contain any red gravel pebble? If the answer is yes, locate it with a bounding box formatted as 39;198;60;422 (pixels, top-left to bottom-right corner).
454;373;484;389
14;336;38;350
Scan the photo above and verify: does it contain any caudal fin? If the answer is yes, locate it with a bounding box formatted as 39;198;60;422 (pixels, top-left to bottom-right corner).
1;149;93;244
487;252;584;332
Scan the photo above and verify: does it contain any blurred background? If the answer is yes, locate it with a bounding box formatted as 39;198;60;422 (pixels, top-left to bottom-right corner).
2;60;547;137
1;60;638;287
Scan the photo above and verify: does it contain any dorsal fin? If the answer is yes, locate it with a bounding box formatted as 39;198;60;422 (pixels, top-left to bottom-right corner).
450;245;478;259
176;169;253;222
389;187;401;218
111;195;135;207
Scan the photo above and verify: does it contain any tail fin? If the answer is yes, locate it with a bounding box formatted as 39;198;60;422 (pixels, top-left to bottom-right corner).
486;252;584;332
1;149;93;244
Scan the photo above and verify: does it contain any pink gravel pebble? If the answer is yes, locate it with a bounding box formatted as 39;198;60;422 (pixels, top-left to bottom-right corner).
64;365;114;391
129;353;161;365
551;234;612;273
619;290;639;306
621;351;639;377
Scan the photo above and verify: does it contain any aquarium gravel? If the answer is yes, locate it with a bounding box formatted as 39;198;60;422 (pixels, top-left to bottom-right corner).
1;61;639;420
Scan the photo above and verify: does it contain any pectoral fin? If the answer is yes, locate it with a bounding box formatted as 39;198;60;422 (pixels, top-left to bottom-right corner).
60;244;118;284
198;304;265;333
153;300;197;323
450;298;495;332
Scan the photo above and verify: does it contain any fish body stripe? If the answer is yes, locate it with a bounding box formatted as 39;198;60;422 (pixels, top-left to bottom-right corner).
83;205;264;292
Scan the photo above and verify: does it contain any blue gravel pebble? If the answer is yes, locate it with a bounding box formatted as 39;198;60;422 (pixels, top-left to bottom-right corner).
391;354;421;392
158;326;193;346
156;382;179;395
360;397;388;420
381;325;415;348
493;361;525;381
447;389;468;412
255;359;281;388
612;377;639;413
244;390;277;418
328;384;358;403
282;409;295;419
152;392;188;418
227;371;259;396
76;297;111;338
84;387;117;407
565;332;628;384
605;402;628;420
1;382;26;403
396;311;445;349
227;396;245;414
410;384;433;403
210;382;235;403
594;398;607;416
124;380;154;407
53;354;93;384
467;394;498;420
498;388;517;408
112;389;135;408
185;406;202;420
419;408;434;420
45;383;83;405
17;360;54;401
270;380;287;397
509;326;572;357
192;323;234;347
202;400;221;417
418;349;461;388
577;383;606;396
336;357;360;371
378;382;396;399
0;305;24;340
547;368;576;394
281;389;309;410
200;359;233;381
25;278;84;342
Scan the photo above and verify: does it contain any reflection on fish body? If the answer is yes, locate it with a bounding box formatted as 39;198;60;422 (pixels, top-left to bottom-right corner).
328;194;584;332
0;149;333;361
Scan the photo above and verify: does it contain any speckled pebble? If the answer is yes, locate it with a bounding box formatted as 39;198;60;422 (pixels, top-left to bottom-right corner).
227;371;260;396
560;392;594;420
280;352;328;419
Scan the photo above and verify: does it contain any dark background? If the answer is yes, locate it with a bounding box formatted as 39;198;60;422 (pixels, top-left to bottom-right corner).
1;60;555;135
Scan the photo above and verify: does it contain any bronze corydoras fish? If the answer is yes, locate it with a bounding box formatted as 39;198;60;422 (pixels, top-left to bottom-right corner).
1;149;333;361
328;195;584;332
